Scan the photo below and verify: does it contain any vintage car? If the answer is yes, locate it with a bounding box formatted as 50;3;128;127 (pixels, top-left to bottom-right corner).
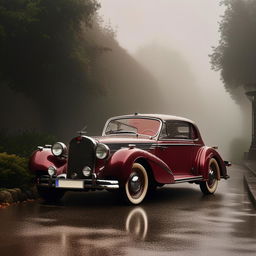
30;113;230;205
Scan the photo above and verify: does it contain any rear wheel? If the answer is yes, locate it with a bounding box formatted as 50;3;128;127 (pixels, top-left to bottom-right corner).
37;186;65;203
122;163;149;205
200;158;219;195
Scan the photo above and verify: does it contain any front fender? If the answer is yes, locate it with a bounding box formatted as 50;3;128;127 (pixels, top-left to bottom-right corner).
195;146;227;179
103;148;175;185
29;149;67;175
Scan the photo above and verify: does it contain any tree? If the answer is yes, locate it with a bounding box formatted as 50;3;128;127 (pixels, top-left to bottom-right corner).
0;0;100;93
211;0;256;95
210;0;256;157
0;0;103;132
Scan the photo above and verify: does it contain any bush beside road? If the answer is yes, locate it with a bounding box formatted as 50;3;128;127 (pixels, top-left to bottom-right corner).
0;187;38;207
0;152;38;208
0;131;57;208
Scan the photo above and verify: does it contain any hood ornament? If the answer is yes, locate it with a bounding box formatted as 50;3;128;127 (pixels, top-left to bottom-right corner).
77;125;87;136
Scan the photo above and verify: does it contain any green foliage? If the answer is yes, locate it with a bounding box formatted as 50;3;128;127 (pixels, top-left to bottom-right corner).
0;130;57;157
0;0;161;138
0;0;100;97
0;152;32;189
210;0;256;94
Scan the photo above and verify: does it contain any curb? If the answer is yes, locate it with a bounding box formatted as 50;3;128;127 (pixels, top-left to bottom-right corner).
244;174;256;208
243;163;256;208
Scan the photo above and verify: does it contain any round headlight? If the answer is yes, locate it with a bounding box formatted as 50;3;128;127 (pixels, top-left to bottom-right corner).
48;166;56;176
52;142;67;157
96;143;110;160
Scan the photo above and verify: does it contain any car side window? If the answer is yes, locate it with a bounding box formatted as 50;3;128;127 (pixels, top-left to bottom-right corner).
160;121;197;140
190;124;198;140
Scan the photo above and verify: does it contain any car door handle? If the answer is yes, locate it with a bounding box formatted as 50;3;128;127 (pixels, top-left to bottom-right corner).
158;146;168;149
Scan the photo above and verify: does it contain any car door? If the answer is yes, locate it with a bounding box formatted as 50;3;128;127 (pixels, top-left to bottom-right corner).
155;120;200;175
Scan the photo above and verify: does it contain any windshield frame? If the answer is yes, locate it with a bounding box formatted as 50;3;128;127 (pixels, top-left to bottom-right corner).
102;116;163;139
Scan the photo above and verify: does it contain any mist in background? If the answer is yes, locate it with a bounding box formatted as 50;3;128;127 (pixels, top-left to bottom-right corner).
0;0;250;163
99;0;251;162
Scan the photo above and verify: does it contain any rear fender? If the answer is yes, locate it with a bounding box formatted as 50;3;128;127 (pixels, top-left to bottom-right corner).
195;146;227;180
103;148;175;185
29;149;67;175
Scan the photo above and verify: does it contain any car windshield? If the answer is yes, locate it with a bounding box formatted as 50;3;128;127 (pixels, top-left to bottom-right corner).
104;118;161;137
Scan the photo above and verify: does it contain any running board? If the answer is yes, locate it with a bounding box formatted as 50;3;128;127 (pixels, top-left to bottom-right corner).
174;175;203;184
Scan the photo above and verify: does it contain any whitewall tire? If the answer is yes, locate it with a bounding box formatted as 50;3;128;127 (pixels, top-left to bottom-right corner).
123;163;149;205
200;158;219;195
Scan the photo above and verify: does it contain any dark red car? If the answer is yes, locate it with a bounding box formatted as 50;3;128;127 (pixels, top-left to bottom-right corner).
30;114;230;205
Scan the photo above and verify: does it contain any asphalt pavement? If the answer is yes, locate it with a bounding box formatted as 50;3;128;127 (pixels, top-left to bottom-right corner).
0;164;255;256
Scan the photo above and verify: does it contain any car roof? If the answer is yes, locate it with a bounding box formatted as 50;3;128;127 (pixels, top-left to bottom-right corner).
108;113;195;124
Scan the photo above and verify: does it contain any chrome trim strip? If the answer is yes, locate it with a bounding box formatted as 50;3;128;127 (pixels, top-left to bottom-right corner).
81;135;98;147
174;175;203;183
38;183;119;189
96;179;119;185
38;177;119;189
57;174;67;179
159;138;199;142
84;178;119;189
82;136;97;174
86;184;119;189
102;133;153;139
151;143;202;147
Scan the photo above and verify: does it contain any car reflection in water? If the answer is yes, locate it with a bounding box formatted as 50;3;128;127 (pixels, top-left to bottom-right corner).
16;200;151;256
125;207;148;240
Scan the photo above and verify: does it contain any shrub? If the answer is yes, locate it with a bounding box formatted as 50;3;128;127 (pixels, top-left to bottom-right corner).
0;153;33;189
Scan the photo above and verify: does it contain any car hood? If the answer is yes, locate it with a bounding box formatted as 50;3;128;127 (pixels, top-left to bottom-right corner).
91;136;155;152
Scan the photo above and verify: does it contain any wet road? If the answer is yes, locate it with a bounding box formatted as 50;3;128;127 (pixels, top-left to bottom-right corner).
0;164;255;256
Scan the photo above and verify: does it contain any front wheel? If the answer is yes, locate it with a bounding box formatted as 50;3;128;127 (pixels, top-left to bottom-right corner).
122;163;149;205
37;186;65;203
200;158;219;195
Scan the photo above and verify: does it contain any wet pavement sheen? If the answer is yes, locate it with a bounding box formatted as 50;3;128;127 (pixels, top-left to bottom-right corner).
0;164;256;256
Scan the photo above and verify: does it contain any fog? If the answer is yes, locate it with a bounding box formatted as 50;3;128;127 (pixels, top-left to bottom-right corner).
0;0;251;163
99;0;251;162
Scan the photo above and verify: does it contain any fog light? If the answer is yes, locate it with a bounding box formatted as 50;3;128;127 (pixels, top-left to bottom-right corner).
82;166;92;177
48;166;56;176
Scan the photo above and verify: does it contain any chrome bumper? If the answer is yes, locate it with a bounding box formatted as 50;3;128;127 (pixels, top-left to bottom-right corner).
37;175;119;190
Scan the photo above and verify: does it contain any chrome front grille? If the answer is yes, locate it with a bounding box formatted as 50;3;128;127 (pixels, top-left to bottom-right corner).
67;136;96;179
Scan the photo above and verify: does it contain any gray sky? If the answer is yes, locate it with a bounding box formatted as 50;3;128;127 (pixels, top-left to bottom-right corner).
99;0;223;60
98;0;225;86
98;0;251;160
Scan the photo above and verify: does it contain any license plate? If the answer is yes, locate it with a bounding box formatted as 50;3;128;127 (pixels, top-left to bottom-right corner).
55;179;84;189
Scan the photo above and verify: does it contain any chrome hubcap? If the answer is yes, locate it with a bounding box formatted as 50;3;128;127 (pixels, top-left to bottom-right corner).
130;175;142;194
208;167;216;188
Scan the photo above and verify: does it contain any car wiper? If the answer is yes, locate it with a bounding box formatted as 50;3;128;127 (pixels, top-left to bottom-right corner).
107;130;153;139
108;130;137;135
